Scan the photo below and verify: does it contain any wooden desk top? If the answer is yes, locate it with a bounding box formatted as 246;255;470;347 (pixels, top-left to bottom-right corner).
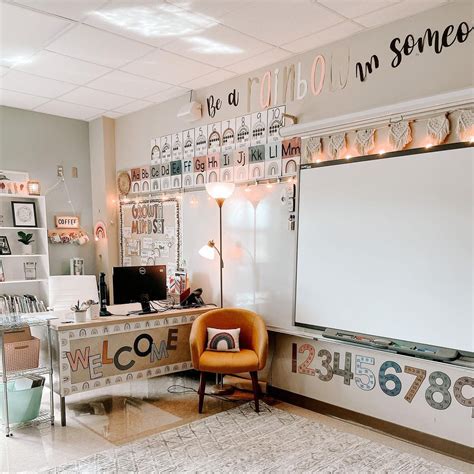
49;305;214;331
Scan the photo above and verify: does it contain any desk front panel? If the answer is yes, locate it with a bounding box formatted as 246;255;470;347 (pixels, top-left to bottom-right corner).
57;312;199;396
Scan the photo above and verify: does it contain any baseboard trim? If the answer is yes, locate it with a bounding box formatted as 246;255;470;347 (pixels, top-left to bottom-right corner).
267;385;473;464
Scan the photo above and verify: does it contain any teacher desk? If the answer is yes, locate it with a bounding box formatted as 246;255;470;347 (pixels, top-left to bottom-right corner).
50;305;212;426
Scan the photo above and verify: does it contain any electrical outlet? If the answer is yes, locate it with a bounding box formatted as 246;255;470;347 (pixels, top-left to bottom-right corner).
72;167;78;178
57;165;64;177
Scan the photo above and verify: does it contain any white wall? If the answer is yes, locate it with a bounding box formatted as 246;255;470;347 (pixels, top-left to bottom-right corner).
0;106;95;275
115;2;473;170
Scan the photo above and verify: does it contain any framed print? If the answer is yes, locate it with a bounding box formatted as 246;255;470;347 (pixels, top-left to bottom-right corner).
11;201;37;228
0;236;11;255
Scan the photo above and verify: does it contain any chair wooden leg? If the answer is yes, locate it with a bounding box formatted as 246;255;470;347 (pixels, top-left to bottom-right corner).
250;371;260;413
198;371;206;413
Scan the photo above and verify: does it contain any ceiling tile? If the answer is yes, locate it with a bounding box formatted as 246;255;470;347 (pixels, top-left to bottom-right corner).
282;21;364;53
13;0;109;21
59;87;134;109
87;70;170;99
0;3;71;66
355;0;447;28
169;0;252;19
0;66;9;77
113;99;153;114
14;50;111;85
145;86;190;103
226;47;292;75
0;89;50;109
103;111;122;119
0;70;76;98
318;0;400;19
85;1;218;47
181;69;236;89
219;2;343;46
163;24;272;68
34;100;105;120
46;24;154;68
122;49;216;84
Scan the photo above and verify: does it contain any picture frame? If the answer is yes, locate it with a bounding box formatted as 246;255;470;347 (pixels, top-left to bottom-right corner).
11;201;37;228
0;236;11;255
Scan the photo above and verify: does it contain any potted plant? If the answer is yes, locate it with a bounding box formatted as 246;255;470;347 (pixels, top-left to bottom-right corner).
70;300;90;323
17;231;34;255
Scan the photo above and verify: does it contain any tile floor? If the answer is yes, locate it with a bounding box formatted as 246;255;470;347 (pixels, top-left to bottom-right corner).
0;372;470;473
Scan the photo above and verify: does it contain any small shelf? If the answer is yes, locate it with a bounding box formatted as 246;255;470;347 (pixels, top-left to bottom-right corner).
0;194;43;200
0;279;48;284
0;366;50;380
2;410;53;430
0;227;46;230
0;254;47;258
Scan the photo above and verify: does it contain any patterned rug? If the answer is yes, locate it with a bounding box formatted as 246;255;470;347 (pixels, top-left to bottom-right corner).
46;402;456;473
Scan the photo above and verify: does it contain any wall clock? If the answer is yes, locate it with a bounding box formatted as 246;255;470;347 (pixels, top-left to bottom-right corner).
117;171;131;195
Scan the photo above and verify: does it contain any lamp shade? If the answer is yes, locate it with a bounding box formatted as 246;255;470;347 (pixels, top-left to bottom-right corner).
199;244;215;260
205;182;235;200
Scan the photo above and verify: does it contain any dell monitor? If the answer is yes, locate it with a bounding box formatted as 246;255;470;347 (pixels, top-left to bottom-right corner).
113;265;167;314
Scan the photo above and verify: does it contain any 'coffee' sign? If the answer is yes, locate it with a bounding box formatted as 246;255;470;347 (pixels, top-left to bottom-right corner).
55;216;80;228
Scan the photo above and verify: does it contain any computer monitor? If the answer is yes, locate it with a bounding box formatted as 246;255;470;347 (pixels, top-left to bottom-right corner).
113;265;167;313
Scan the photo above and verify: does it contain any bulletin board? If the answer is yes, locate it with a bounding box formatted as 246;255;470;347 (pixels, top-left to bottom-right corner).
119;197;182;280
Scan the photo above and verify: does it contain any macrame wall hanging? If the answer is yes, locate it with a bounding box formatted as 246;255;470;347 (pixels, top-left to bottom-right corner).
388;120;412;151
455;109;473;141
427;114;450;145
328;133;346;159
355;129;375;155
305;136;322;163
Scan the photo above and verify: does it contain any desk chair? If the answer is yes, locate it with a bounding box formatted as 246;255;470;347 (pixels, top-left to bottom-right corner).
189;308;268;413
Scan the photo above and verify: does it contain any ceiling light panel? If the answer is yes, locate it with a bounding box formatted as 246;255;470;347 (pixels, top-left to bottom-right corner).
85;1;218;47
13;0;109;21
15;51;111;85
46;24;154;68
0;3;71;67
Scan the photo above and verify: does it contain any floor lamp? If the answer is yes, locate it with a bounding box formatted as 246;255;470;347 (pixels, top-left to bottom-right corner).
199;181;235;395
199;182;235;308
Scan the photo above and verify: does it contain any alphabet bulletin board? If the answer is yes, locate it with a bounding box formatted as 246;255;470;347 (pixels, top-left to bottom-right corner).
119;197;182;280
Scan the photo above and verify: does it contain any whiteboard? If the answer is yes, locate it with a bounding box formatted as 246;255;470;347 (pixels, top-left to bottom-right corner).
183;183;296;331
295;147;473;352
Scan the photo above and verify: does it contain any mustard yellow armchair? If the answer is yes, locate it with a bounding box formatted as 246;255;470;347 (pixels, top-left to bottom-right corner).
190;308;268;413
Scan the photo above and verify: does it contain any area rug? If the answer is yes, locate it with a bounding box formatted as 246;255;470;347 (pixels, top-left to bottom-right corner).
46;402;455;473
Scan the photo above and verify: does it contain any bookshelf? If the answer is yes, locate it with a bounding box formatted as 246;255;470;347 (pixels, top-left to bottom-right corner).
0;194;50;309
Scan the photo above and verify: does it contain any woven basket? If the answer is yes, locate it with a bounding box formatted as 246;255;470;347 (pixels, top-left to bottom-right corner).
4;337;40;372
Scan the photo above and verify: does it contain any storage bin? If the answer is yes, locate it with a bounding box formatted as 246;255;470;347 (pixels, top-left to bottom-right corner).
0;379;44;423
4;337;40;372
